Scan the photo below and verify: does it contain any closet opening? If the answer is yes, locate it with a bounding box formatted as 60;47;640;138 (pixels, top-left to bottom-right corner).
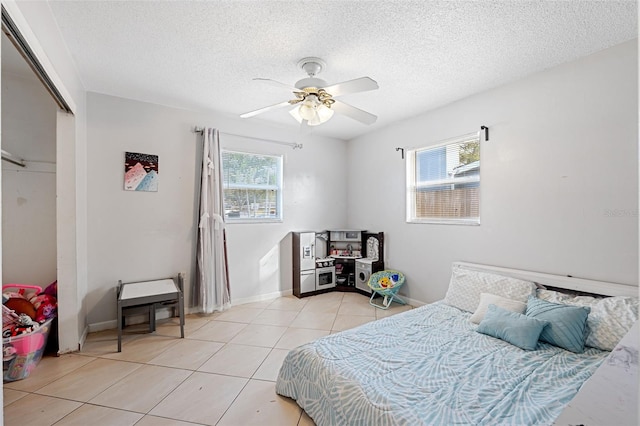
2;4;79;357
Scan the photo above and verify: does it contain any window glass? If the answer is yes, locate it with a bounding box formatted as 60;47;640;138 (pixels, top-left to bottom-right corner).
407;133;480;224
221;150;283;221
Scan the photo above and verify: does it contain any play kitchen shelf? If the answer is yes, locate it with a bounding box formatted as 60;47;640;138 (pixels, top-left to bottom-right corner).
329;230;363;288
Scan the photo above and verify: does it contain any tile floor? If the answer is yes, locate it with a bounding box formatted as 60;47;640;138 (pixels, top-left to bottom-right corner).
3;291;412;426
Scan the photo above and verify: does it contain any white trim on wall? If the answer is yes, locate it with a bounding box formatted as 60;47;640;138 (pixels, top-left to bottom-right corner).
1;1;77;113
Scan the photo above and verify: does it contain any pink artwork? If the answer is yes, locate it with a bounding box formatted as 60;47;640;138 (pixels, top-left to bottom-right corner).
124;152;158;191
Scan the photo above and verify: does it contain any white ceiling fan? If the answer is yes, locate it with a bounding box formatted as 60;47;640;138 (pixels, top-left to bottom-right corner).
240;57;378;127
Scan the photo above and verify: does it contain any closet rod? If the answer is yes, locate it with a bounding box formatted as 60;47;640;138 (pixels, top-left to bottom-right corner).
1;150;25;168
193;127;303;150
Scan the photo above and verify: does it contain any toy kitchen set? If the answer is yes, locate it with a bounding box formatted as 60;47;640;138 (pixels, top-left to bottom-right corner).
292;230;384;298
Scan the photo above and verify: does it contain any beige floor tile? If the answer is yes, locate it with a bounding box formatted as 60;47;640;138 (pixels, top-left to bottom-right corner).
102;335;180;363
332;314;375;332
89;364;192;412
266;296;308;311
154;315;210;338
289;311;336;331
135;415;203;425
214;307;264;323
240;299;277;309
308;291;344;302
187;320;247;342
3;388;28;406
230;323;288;347
301;298;341;314
253;348;291;381
198;343;271;377
341;292;370;303
149;372;247;425
375;303;413;318
299;410;317;425
148;339;224;370
4;353;96;393
251;309;299;327
4;393;82;426
337;301;377;316
80;329;140;356
275;327;330;350
217;379;302;426
36;358;141;402
55;403;144;425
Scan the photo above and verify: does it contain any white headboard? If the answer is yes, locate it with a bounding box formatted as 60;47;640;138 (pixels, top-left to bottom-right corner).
454;261;638;297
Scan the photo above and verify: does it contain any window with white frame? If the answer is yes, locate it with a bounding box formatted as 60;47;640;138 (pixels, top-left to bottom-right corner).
406;132;480;224
221;150;283;221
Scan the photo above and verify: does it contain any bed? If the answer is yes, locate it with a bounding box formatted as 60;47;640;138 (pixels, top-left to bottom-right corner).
276;262;638;426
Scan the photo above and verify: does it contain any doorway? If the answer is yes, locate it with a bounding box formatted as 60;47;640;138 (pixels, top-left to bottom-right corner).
1;3;80;355
1;29;59;345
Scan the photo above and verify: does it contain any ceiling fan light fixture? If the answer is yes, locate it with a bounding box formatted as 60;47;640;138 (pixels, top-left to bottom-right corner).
315;103;334;124
298;95;318;121
289;99;334;126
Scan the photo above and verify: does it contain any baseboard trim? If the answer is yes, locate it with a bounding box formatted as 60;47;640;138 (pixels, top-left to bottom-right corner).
232;289;292;306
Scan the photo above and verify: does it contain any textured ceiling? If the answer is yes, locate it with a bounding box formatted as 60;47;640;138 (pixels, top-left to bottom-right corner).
47;0;637;140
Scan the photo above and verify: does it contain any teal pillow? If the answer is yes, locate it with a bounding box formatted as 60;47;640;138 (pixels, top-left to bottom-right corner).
525;296;590;353
476;304;549;351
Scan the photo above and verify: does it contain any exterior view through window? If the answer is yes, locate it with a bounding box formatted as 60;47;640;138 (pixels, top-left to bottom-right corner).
221;150;283;221
407;133;480;224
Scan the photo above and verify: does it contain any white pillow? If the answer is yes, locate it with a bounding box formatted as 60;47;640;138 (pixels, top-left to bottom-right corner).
470;293;527;324
537;289;639;351
444;265;536;313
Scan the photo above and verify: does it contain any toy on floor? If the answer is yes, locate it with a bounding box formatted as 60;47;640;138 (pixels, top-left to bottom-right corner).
368;270;407;310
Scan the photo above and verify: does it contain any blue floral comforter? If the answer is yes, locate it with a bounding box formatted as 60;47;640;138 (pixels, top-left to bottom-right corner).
276;302;607;425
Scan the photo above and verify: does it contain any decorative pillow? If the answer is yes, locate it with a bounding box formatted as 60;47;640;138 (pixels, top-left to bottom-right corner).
537;289;639;351
470;293;527;324
476;304;549;351
525;296;590;353
444;265;536;313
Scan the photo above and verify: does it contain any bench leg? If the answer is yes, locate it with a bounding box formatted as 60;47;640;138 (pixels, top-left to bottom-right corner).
149;304;156;333
178;293;185;338
117;303;123;352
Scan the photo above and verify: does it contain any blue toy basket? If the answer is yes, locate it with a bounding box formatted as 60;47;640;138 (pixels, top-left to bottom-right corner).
368;270;406;309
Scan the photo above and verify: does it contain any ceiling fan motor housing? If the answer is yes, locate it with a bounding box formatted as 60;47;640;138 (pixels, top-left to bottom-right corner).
295;77;327;90
295;57;328;90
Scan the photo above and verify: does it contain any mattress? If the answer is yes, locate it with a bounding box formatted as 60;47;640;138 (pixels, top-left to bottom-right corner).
276;302;608;426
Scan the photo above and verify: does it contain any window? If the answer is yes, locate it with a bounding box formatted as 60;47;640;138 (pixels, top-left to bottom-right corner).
406;132;480;224
221;150;283;222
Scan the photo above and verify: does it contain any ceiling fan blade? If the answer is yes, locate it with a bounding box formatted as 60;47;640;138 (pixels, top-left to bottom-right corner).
331;100;377;125
240;101;291;118
322;77;378;97
253;78;298;92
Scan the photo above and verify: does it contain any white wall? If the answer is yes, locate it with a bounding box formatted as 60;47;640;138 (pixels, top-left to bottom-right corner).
1;71;57;286
347;40;638;304
86;93;348;326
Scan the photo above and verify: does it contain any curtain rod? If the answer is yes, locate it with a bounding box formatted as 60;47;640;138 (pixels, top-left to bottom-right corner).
1;150;26;168
193;127;303;150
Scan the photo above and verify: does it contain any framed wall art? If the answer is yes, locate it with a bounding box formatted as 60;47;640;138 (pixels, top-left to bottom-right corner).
124;152;158;192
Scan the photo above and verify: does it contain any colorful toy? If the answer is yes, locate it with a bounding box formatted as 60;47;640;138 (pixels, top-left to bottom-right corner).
368;270;406;310
378;276;392;288
29;294;57;323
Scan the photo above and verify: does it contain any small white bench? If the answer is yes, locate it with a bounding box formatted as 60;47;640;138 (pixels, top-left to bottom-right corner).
116;274;185;352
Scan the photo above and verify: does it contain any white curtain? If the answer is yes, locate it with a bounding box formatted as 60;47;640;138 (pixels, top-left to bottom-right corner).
196;128;231;313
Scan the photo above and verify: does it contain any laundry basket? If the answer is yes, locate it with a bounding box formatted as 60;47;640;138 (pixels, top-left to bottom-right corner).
3;317;53;382
2;284;54;382
368;270;406;309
